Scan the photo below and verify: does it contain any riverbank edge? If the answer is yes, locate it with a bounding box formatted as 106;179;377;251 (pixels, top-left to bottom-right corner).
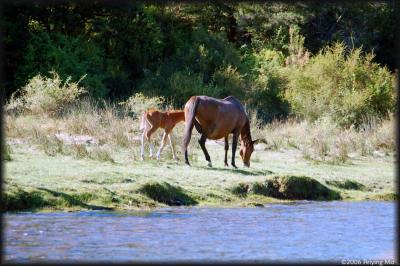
2;184;397;213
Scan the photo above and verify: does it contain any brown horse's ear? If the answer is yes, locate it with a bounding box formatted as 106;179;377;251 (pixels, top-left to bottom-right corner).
253;138;267;145
252;139;259;145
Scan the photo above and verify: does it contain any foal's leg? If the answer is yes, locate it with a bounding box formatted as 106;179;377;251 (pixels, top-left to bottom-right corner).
156;131;169;160
140;131;146;160
231;131;240;168
199;134;212;167
224;135;229;167
168;132;177;160
145;126;158;158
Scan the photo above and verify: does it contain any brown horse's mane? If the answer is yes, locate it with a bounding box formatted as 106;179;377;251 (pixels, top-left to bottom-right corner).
240;119;253;146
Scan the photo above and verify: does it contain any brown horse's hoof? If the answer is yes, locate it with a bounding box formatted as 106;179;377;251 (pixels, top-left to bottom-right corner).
231;164;238;169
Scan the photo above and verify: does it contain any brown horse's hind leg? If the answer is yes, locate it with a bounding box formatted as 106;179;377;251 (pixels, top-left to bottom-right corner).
224;135;229;167
231;131;239;168
194;119;203;134
198;134;212;167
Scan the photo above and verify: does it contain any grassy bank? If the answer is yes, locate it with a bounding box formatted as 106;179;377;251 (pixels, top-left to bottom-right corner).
3;133;396;212
3;85;396;212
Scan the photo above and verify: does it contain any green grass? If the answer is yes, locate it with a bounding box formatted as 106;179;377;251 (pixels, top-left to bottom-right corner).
2;139;396;211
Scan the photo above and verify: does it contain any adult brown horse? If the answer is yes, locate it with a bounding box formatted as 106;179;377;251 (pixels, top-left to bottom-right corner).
183;95;258;168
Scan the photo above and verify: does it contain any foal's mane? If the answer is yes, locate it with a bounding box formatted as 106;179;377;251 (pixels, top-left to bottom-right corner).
166;109;184;114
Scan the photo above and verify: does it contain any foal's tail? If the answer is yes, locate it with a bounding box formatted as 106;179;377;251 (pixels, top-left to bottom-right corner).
183;96;200;164
139;112;147;130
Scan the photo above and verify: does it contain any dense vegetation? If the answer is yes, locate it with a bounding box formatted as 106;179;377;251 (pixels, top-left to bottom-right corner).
3;1;396;126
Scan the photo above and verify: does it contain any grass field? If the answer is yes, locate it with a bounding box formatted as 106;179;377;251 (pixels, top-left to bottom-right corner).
3;133;396;212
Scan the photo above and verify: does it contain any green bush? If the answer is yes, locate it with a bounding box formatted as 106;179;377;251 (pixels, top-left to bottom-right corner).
119;92;165;119
139;28;244;106
15;31;108;97
243;48;289;122
284;42;395;127
211;65;245;99
7;71;86;115
168;70;210;102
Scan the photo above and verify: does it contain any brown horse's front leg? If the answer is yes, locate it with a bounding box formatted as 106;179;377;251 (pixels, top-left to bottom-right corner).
231;131;239;168
224;135;229;167
198;134;212;167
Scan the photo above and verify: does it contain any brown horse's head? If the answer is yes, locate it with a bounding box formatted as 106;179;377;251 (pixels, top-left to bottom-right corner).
239;140;257;167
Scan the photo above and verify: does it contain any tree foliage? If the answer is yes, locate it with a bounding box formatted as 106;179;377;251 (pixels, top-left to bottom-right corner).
2;1;396;125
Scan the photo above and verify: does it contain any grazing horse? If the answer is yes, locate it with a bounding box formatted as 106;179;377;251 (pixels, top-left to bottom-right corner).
183;95;258;168
140;109;185;160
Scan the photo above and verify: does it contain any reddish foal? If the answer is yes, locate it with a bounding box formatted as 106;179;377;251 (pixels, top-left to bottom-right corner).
140;110;185;160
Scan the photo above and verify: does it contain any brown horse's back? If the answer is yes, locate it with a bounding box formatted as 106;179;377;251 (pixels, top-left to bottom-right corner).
186;95;247;140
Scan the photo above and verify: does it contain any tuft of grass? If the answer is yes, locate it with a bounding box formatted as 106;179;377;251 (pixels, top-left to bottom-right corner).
3;144;13;161
326;179;367;191
89;145;115;163
1;184;113;212
265;175;341;200
230;182;251;197
70;143;90;159
250;181;270;196
1;187;47;211
137;181;198;206
372;193;397;201
230;176;341;201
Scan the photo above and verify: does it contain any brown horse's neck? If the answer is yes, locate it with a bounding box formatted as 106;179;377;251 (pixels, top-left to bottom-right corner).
240;119;253;145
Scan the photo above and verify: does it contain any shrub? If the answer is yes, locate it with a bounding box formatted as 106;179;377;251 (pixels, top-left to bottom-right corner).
284;42;395;127
15;31;107;97
138;28;244;106
6;71;86;116
211;65;245;99
119;92;165;119
243;48;289;122
168;70;210;102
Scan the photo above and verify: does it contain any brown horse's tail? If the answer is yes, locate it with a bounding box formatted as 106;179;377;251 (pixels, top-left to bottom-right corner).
183;96;200;164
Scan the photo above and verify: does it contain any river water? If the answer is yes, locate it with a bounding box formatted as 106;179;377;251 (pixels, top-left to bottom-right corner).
3;201;396;263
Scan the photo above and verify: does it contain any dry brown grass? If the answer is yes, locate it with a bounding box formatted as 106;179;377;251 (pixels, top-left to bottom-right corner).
5;93;395;166
254;114;395;163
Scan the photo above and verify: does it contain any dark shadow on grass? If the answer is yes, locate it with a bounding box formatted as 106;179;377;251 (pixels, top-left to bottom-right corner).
37;188;114;210
197;166;273;176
